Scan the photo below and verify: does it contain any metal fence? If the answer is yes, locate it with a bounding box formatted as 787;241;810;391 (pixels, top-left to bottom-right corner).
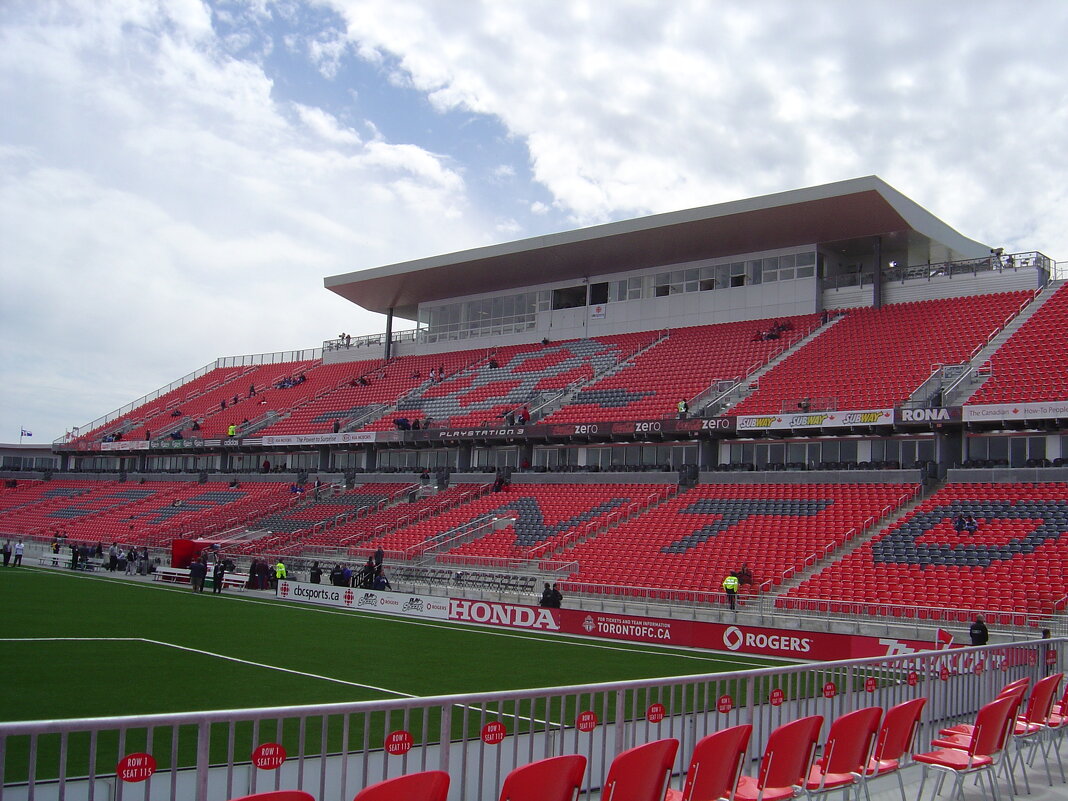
0;638;1059;801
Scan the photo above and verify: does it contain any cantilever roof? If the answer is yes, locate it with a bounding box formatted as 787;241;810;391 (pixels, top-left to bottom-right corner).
325;176;989;320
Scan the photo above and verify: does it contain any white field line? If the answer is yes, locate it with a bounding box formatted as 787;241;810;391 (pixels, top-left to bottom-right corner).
19;565;768;668
0;635;552;726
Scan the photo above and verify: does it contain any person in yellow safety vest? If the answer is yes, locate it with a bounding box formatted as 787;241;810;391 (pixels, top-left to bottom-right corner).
227;423;237;437
677;398;689;419
275;561;286;586
722;572;739;611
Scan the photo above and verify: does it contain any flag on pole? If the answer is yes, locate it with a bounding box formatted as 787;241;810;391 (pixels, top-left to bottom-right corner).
20;429;32;437
936;628;954;649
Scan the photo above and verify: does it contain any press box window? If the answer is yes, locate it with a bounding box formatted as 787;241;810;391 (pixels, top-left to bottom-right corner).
551;285;588;310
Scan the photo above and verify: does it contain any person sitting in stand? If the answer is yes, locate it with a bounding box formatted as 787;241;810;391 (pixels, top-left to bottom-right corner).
518;406;530;424
488;358;499;369
393;417;411;431
170;429;183;440
737;564;753;586
953;513;967;533
411;418;421;430
191;419;201;432
170;408;182;417
373;565;392;591
964;514;979;534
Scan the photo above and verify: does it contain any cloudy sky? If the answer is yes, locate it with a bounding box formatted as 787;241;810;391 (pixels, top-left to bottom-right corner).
2;0;1067;442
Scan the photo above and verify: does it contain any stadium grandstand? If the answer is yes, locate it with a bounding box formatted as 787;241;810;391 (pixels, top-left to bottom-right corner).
5;175;1068;800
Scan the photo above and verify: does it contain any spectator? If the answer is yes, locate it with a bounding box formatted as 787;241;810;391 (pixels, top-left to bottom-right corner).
212;559;226;593
249;383;256;397
191;419;201;431
722;572;740;610
488;358;499;369
953;513;967;533
220;399;227;410
964;514;979;534
550;583;563;608
677;399;689;419
969;614;989;646
518;406;530;424
189;558;207;593
539;582;554;607
737;564;753;586
374;546;385;569
332;419;340;433
170;408;182;417
373;566;392;591
228;424;237;437
261;458;270;473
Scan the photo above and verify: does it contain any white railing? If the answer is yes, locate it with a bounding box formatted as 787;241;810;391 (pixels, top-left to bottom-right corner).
0;639;1058;801
57;349;324;445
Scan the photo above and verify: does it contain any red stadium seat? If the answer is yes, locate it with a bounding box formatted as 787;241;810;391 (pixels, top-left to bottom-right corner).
352;770;450;801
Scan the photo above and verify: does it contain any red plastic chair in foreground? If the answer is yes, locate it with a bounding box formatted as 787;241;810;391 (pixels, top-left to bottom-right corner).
601;738;680;801
665;724;752;801
352;770;450;801
805;706;882;800
861;696;927;801
1009;672;1063;793
735;715;823;801
228;792;315;801
915;694;1016;801
497;754;587;801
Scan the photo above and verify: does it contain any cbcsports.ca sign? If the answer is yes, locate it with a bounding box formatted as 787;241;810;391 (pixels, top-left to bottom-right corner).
277;580;448;620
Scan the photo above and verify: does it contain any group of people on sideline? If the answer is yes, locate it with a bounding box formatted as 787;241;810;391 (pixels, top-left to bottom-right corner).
538;583;564;608
310;547;392;591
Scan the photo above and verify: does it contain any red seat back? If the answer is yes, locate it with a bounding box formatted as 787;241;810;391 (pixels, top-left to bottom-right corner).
971;696;1017;757
1020;673;1063;725
680;724;752;801
228;793;315;801
602;738;679;801
498;754;586;801
874;697;927;762
820;707;882;774
755;715;823;790
353;770;450;801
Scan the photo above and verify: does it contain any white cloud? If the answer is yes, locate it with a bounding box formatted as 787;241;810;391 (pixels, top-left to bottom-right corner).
323;0;1068;257
0;0;484;439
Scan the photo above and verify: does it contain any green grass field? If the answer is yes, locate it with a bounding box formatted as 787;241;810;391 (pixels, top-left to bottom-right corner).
1;566;795;784
1;565;789;723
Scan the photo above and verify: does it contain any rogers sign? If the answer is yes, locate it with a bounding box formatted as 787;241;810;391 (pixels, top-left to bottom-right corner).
722;625;812;655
